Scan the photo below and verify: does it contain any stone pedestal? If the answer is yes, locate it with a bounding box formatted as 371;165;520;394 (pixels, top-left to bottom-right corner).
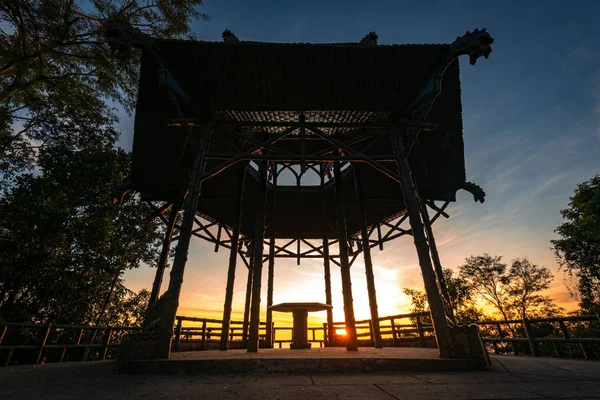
117;330;172;370
448;324;490;366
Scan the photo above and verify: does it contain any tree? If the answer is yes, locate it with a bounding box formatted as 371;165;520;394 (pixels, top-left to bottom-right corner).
403;268;487;323
0;0;208;187
0;141;164;324
552;175;600;314
458;254;511;320
506;258;557;319
442;268;487;322
458;254;562;320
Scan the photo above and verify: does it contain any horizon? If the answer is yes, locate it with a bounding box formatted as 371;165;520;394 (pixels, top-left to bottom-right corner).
120;0;600;326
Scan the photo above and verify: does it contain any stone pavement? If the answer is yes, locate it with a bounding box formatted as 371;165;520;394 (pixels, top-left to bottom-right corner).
1;355;599;399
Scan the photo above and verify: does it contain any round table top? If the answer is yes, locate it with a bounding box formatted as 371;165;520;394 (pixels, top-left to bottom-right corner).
268;302;332;313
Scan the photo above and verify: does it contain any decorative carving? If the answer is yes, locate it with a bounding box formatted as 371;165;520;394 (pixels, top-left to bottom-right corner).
104;20;154;58
449;28;494;65
462;181;486;203
222;29;240;43
359;31;378;46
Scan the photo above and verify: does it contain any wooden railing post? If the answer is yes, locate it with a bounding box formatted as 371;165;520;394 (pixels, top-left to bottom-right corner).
36;324;52;364
61;328;84;363
0;324;13;367
391;318;397;343
101;328;112;360
416;315;426;347
174;318;183;352
202;319;207;350
522;319;536;357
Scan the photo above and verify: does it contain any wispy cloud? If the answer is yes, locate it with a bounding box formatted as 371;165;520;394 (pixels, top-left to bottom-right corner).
562;45;593;73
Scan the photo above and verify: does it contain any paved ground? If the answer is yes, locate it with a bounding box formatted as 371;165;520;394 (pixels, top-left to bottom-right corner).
1;355;599;399
170;347;439;359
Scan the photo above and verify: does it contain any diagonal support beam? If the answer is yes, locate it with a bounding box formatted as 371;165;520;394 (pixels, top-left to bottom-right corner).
306;126;401;183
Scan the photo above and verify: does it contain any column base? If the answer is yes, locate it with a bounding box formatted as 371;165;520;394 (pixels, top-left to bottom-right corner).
117;330;172;368
445;324;490;366
290;343;312;349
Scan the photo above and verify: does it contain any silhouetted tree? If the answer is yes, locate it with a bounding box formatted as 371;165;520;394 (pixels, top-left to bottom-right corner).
458;254;561;320
552;175;600;315
458;254;511;320
0;141;164;324
0;0;208;187
403;268;487;323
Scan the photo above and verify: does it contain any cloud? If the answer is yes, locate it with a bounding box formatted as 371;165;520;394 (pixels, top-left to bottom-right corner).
562;45;593;73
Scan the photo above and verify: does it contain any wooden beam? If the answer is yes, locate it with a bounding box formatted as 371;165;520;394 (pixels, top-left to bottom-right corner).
333;162;358;351
155;124;212;358
220;169;246;350
144;196;182;328
421;200;455;323
247;161;269;353
354;167;383;348
167;118;438;129
390;126;453;358
306;126;401;183
265;168;277;348
242;242;253;347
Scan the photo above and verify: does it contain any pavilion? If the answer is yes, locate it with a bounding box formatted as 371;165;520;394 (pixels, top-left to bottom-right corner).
110;26;494;362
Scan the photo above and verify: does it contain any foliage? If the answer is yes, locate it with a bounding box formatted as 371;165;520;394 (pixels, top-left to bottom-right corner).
0;0;207;187
457;254;511;320
442;268;488;322
552;175;600;315
404;255;562;322
0;141;164;325
403;268;488;324
458;254;562;320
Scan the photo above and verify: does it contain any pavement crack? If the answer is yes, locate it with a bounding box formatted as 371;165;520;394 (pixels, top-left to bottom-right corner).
372;383;400;400
493;357;511;373
494;382;551;398
309;376;315;385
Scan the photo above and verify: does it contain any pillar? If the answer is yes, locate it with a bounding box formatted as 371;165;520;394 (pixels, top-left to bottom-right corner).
265;166;277;348
155;124;212;358
421;201;455;323
144;196;182;328
322;233;335;347
354;167;383;348
247;161;268;352
333;162;358;351
320;165;335;347
219;168;246;350
390;126;454;358
242;242;253;347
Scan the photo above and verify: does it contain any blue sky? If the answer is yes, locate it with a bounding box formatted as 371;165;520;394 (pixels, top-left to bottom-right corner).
123;0;600;322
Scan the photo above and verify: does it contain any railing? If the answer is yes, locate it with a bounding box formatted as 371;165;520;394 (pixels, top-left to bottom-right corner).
475;315;600;359
172;316;270;351
324;312;434;347
3;313;599;366
0;322;140;366
272;327;325;348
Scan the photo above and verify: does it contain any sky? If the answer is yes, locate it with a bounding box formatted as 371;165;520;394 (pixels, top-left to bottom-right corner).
121;0;600;327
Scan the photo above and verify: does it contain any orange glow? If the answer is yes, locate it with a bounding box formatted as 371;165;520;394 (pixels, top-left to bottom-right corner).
335;328;346;336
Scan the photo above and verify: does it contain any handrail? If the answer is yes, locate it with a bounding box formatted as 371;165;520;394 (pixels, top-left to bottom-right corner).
2;312;599;366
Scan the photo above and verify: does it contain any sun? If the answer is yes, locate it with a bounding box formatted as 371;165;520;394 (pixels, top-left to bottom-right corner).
335;328;346;336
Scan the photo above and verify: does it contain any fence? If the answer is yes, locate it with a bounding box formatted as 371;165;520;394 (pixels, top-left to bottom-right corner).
2;313;599;366
0;322;140;366
172;316;269;351
475;315;600;359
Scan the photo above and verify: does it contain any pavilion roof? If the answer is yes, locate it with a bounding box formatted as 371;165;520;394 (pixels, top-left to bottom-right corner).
130;38;467;239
